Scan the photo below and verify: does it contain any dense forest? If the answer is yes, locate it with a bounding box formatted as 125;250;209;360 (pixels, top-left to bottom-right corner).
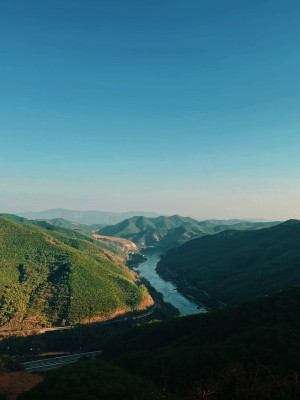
102;286;300;389
96;215;280;248
0;216;151;330
156;219;300;307
20;286;300;399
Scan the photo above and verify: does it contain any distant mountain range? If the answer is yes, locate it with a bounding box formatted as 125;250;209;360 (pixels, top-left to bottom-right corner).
17;208;162;225
96;215;280;248
32;217;105;232
156;219;300;307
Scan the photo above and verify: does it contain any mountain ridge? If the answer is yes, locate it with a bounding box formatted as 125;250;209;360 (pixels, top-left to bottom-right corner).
96;215;281;249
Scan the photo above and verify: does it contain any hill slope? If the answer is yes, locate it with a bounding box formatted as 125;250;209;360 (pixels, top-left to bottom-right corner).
156;219;300;307
20;286;300;400
102;285;300;397
0;217;152;331
0;213;128;262
96;215;280;248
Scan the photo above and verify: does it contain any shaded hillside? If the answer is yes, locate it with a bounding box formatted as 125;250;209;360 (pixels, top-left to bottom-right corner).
101;286;300;398
96;215;280;248
157;219;300;307
19;359;167;400
18;287;300;400
0;217;151;331
17;209;161;225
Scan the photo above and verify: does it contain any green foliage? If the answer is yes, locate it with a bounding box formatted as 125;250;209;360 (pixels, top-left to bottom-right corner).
14;287;300;400
0;217;148;328
96;215;280;248
0;213;126;261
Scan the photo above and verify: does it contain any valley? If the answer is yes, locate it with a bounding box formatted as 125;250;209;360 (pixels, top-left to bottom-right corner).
1;211;300;400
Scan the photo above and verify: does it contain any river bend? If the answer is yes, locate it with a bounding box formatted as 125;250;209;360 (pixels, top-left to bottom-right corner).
134;251;206;315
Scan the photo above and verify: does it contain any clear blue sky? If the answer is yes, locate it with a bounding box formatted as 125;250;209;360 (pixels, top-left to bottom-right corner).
1;0;300;219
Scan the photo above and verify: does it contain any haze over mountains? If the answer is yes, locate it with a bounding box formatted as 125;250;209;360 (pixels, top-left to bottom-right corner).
0;213;105;237
18;209;161;226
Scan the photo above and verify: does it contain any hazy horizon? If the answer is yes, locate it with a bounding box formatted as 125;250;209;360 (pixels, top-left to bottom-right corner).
0;206;285;223
1;1;300;221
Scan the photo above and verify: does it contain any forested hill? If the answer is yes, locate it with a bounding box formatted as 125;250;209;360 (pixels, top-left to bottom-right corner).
0;216;152;331
96;215;280;248
156;219;300;307
101;285;300;398
20;286;300;400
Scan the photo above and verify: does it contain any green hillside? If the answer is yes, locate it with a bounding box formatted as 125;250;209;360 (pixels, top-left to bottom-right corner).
157;219;300;307
0;217;150;330
96;215;280;248
0;213;106;233
0;213;125;261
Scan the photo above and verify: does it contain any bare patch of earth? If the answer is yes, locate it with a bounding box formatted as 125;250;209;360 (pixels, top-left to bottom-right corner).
0;371;43;400
93;235;138;252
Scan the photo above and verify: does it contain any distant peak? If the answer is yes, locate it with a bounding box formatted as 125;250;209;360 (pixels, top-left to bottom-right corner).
280;219;300;225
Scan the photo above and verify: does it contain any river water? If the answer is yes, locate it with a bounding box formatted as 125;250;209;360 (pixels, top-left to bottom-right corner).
134;251;207;315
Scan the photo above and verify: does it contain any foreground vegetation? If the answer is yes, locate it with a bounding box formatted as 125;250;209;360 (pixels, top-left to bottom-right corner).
19;359;165;400
102;286;300;392
20;286;300;399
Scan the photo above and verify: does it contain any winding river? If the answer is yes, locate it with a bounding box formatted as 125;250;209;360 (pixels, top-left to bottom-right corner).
134;251;207;315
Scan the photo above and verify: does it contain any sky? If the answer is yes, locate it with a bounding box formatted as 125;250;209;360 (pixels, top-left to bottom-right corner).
1;0;300;220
